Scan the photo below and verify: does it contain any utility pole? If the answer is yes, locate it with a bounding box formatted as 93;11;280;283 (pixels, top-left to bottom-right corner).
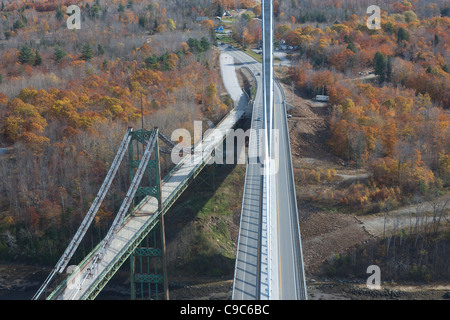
141;93;144;130
291;81;294;105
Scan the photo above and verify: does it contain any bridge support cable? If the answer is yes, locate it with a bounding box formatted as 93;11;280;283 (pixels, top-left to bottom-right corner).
158;131;175;148
32;128;133;300
69;130;158;300
32;269;58;301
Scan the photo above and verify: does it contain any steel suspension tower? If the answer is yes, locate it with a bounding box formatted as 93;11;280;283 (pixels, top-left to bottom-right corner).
128;128;169;300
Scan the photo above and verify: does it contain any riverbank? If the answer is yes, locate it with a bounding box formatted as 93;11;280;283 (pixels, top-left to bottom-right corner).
1;263;449;300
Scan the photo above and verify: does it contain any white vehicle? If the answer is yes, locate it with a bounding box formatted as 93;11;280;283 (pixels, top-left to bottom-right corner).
315;95;329;102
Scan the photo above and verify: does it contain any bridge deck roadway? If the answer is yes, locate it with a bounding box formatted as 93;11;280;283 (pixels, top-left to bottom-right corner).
228;47;267;299
228;46;307;299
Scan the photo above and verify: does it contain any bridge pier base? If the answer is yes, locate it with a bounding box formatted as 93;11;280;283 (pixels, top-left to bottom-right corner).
130;223;168;300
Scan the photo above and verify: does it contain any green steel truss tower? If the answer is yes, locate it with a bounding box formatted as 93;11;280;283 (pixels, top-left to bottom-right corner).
128;128;169;300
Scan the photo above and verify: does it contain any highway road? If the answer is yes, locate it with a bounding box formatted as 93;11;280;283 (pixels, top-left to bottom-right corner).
273;76;307;300
227;45;267;299
225;44;307;299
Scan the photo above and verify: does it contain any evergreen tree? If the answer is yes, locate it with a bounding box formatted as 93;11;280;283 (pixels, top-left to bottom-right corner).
81;43;94;61
434;34;439;48
343;34;351;44
97;44;105;56
386;55;392;82
145;54;160;69
89;2;101;18
53;47;66;62
138;16;146;28
118;3;125;13
34;51;42;66
384;22;394;34
373;51;386;83
441;6;450;17
187;38;200;52
216;4;224;17
13;19;25;30
347;42;356;53
397;27;409;44
200;37;211;52
18;45;34;64
56;5;64;22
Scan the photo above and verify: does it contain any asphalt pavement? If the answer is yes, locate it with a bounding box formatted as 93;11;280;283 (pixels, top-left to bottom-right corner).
224;43;307;300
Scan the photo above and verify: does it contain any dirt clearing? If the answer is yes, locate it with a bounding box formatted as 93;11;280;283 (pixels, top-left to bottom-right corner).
277;67;449;299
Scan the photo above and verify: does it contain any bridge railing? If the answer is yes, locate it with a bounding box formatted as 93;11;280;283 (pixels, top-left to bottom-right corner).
274;79;307;300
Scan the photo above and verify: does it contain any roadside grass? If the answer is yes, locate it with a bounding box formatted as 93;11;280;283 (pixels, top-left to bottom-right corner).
217;35;262;63
220;16;235;23
166;163;246;276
